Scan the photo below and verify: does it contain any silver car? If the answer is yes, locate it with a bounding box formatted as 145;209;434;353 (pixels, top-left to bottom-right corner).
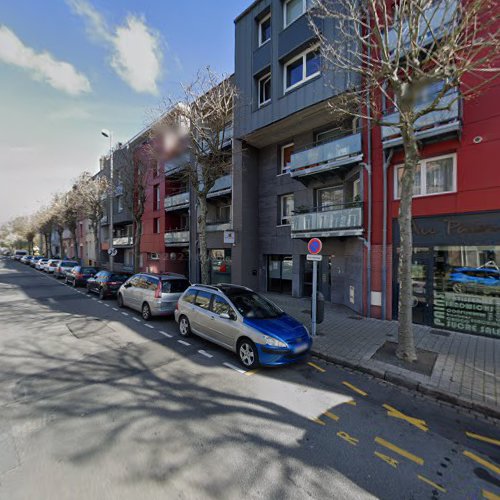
175;284;312;369
36;258;50;270
117;273;190;320
46;259;62;273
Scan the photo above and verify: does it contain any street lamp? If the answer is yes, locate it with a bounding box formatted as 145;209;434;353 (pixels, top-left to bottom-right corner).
101;129;114;272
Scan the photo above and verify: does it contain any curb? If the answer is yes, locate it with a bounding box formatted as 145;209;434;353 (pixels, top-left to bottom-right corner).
312;348;500;421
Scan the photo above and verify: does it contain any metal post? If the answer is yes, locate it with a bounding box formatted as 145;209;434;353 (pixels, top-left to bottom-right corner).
108;134;114;272
312;260;318;336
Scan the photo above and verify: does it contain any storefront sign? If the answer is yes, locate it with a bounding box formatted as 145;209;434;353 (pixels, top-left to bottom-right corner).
224;231;235;244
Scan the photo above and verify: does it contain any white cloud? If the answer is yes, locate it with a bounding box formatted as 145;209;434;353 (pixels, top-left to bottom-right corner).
67;0;162;95
0;25;91;95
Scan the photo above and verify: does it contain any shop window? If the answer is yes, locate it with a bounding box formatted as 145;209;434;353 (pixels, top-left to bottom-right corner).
280;143;294;174
267;255;293;294
279;194;294;225
395;154;456;198
210;249;231;284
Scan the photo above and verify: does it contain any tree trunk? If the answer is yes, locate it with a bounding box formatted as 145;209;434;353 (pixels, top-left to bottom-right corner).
198;194;209;284
133;219;142;273
58;230;64;258
397;125;419;362
71;227;79;260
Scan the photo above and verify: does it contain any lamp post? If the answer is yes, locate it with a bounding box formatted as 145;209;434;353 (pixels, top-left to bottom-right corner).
101;129;114;272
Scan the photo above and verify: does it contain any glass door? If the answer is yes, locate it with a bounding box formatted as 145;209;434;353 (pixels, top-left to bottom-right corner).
267;255;293;294
411;251;434;325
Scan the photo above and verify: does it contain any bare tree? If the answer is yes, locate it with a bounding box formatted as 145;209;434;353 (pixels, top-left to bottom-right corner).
311;0;500;361
153;67;236;284
76;171;109;267
35;207;56;257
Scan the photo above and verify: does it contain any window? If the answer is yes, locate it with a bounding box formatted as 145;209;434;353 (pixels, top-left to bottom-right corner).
211;295;236;319
117;195;124;212
162;279;190;293
317;186;344;211
153;184;161;210
218;205;231;222
258;13;271;46
194;290;212;310
153;217;160;234
280;143;294;174
284;0;307;28
182;289;197;304
149;252;160;260
280;194;294;225
284;45;320;92
395;154;456;198
258;72;271;107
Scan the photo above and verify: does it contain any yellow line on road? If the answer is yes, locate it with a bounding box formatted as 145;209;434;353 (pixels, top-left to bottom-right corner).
323;411;340;421
311;417;326;426
308;362;326;373
244;369;259;376
483;489;500;500
383;404;429;432
417;475;446;493
345;400;357;406
374;437;424;465
463;450;500;475
342;381;368;396
466;432;500;447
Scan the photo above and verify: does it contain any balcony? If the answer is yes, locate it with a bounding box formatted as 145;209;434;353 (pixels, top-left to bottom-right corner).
165;191;190;211
289;133;363;180
207;174;232;199
382;87;461;148
291;203;363;239
165;230;189;247
113;236;134;247
206;219;232;232
165;152;190;177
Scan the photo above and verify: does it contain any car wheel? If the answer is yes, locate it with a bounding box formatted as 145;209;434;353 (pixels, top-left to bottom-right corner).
237;339;259;369
117;294;124;308
142;303;152;321
99;288;106;301
178;316;191;337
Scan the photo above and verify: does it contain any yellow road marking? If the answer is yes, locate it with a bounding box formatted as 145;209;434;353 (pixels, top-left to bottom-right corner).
483;489;500;500
244;369;259;376
345;400;357;406
374;451;399;468
323;411;340;422
383;404;429;432
311;417;326;426
342;381;368;396
337;431;359;446
466;432;500;447
308;362;326;373
374;437;424;465
417;475;446;493
463;450;500;475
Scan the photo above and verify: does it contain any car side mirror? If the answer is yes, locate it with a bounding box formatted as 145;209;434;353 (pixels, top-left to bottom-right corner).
124;282;132;288
220;312;231;320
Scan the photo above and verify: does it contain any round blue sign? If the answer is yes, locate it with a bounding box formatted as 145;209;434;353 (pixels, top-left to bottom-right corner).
308;238;322;255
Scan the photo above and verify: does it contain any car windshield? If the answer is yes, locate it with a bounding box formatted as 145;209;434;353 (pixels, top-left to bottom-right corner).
162;279;190;293
61;261;78;267
229;291;283;319
109;274;129;281
81;267;97;274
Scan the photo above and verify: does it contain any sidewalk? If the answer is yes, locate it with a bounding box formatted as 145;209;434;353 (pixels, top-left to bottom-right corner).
264;292;500;419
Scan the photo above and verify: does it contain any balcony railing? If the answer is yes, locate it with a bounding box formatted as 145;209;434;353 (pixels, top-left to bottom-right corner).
164;191;190;211
165;230;189;246
113;236;134;247
165;152;190;176
382;87;461;148
291;203;363;238
289;133;363;178
206;219;231;232
207;174;232;198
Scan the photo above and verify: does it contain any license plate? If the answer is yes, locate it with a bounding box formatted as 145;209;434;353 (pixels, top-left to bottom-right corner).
293;343;309;354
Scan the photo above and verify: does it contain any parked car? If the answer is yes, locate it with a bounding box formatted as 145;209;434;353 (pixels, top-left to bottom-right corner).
13;250;28;260
54;260;79;279
30;256;43;267
175;284;312;368
87;271;131;300
117;273;190;320
36;258;50;270
46;259;62;274
20;255;32;264
42;259;57;272
65;266;98;287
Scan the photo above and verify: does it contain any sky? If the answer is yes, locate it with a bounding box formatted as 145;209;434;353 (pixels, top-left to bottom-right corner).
0;0;249;225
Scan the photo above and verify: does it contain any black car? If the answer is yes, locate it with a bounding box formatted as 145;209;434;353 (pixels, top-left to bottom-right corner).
87;271;131;300
65;266;98;287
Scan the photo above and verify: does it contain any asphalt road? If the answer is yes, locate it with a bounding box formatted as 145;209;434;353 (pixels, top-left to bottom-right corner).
0;257;499;500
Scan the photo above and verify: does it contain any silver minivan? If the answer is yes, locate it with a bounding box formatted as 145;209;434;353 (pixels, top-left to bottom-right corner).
117;273;190;320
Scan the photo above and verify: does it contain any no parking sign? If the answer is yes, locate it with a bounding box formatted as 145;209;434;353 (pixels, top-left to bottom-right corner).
307;238;322;255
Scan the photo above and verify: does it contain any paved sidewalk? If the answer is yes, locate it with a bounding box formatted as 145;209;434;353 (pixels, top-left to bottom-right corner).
264;292;500;418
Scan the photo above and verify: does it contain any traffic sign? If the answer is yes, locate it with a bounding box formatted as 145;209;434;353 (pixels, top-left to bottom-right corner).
108;248;118;257
307;238;322;255
307;254;323;262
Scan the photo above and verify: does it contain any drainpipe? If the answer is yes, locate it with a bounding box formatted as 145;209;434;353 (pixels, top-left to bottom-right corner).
382;149;394;320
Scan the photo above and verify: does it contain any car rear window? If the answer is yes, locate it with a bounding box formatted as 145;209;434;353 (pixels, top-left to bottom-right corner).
109;274;129;281
162;279;190;294
81;267;97;274
62;261;78;267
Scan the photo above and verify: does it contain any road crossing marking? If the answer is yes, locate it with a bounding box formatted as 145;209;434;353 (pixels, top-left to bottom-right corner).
342;381;367;397
159;330;173;338
178;340;191;346
133;318;141;322
311;418;326;426
198;350;213;358
112;308;118;311
145;324;154;329
98;300;103;304
222;362;246;374
122;312;129;316
308;362;326;373
374;437;424;465
374;452;399;468
104;304;110;307
323;411;340;422
383;404;428;432
463;450;500;475
417;475;446;493
345;400;357;406
466;431;500;447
